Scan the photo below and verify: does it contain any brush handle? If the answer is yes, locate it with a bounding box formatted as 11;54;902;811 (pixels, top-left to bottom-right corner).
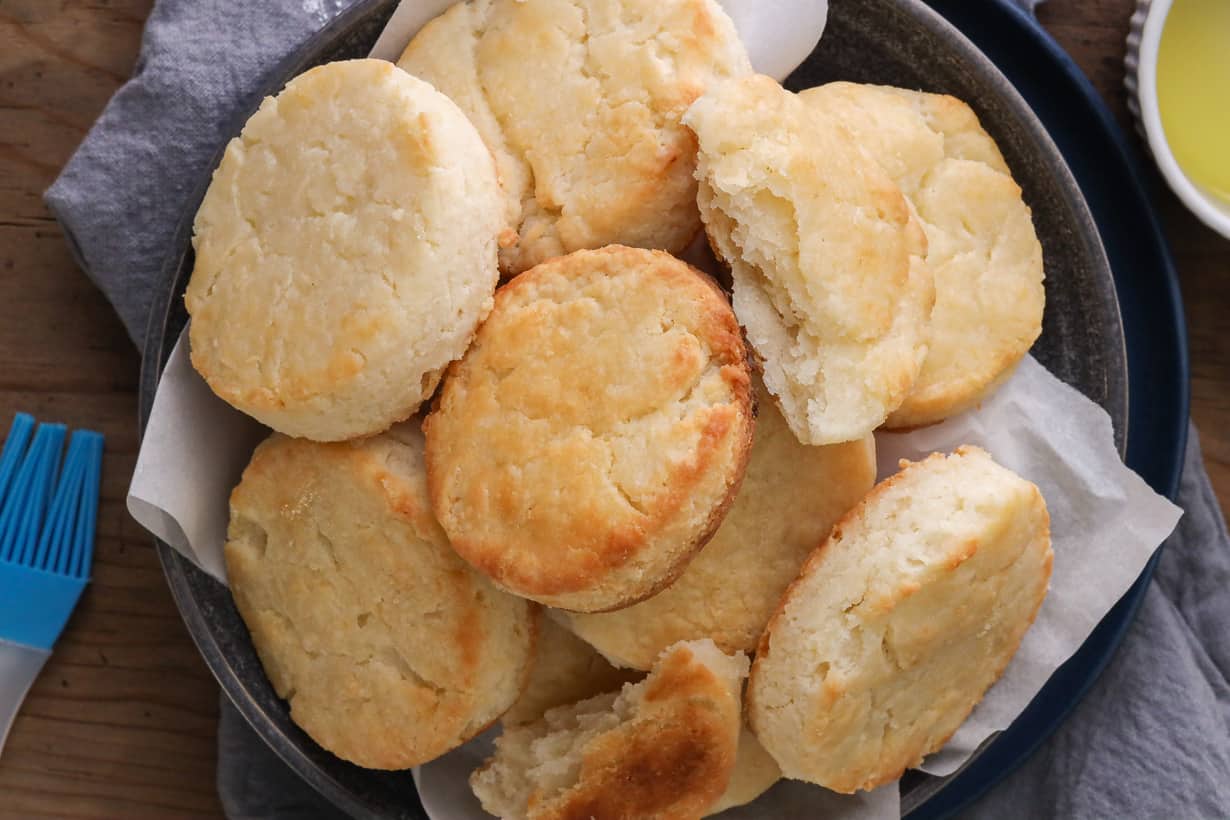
0;639;50;759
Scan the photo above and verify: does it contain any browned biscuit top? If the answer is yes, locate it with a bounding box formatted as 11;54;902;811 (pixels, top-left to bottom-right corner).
425;245;754;612
398;0;752;275
471;639;746;820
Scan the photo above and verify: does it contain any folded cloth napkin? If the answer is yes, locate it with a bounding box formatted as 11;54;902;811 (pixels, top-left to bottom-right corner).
45;0;1230;817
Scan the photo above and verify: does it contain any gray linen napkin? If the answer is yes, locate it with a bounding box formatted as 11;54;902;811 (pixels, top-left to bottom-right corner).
45;0;360;343
45;1;1230;817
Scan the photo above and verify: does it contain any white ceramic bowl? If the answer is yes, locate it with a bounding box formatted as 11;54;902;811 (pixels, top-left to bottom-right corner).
1126;0;1230;239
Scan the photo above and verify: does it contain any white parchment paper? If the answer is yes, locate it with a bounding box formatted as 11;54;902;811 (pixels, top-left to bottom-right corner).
129;334;264;582
126;1;1182;817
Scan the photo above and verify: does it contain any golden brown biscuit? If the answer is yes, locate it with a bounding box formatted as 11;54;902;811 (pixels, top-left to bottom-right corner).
502;617;641;727
502;623;777;815
471;640;746;819
801;82;1045;427
684;75;935;445
397;0;752;275
425;246;755;612
556;377;875;669
224;423;535;769
499;624;767;811
186;59;503;441
747;447;1052;792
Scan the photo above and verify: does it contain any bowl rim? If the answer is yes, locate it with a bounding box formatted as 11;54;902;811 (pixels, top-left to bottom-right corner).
1135;0;1230;238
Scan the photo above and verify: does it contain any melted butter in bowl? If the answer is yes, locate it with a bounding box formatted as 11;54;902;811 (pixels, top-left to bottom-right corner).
1156;0;1230;203
1129;0;1230;237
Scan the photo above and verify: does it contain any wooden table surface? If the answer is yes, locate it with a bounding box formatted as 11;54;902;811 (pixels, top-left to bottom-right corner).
0;1;1226;817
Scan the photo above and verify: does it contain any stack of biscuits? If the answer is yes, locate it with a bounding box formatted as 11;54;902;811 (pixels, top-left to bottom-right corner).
187;1;1054;816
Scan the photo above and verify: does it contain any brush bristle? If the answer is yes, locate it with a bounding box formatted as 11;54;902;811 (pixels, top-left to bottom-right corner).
0;415;102;651
0;417;102;578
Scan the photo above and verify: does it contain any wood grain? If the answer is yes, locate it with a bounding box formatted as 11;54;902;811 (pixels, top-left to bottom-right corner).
0;1;222;818
0;1;1225;818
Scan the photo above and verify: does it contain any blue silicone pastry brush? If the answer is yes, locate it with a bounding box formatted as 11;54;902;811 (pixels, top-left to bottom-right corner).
0;413;104;756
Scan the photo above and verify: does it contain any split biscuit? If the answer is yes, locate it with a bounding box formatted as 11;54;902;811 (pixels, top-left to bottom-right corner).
187;59;503;441
471;639;746;819
224;423;535;769
398;0;752;275
747;446;1052;792
425;246;754;612
504;619;775;815
685;74;934;445
801;82;1045;427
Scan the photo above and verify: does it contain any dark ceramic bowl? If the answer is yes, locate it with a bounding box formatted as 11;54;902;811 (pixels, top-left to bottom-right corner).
139;0;1131;817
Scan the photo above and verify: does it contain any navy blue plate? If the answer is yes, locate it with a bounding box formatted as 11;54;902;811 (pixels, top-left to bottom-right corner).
905;1;1190;816
139;0;1188;816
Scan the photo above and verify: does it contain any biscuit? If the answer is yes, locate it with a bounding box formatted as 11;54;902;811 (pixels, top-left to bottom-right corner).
503;621;774;814
801;83;1045;427
705;727;782;816
684;75;935;445
398;0;751;275
503;617;641;728
425;246;755;612
186;59;504;441
555;377;875;669
747;447;1052;792
224;423;535;769
471;640;746;820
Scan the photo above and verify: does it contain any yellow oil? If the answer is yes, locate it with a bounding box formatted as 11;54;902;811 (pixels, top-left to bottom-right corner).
1156;0;1230;202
